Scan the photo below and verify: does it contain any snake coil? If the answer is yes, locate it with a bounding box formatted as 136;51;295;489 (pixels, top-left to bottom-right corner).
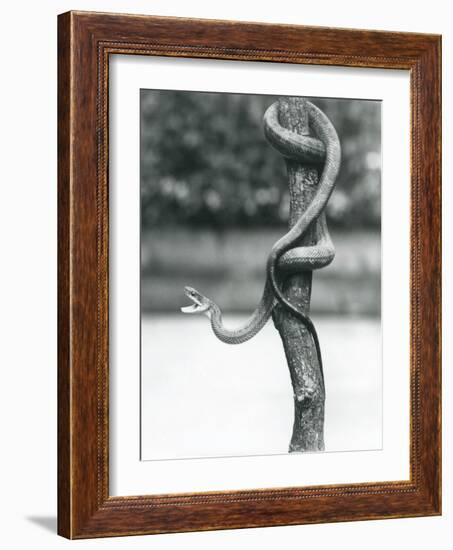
182;100;341;381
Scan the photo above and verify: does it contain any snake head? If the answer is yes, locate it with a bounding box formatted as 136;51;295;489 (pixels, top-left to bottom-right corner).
181;286;211;315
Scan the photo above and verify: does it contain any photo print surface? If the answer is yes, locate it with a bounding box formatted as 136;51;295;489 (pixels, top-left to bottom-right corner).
140;89;381;460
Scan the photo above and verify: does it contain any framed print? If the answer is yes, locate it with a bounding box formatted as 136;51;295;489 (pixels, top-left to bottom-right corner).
58;11;441;539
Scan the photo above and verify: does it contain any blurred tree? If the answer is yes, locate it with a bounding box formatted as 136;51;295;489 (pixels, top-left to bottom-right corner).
140;90;381;230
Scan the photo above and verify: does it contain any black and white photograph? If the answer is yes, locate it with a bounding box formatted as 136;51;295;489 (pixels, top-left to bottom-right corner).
140;89;382;460
1;1;446;546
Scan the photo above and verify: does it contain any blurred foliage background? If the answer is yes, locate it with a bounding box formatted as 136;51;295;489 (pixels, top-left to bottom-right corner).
141;90;381;230
140;90;381;315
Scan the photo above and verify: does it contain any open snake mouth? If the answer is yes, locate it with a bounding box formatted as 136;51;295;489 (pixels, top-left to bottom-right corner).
181;286;209;314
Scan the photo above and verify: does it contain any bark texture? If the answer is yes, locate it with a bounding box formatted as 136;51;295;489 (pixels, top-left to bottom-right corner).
271;97;326;452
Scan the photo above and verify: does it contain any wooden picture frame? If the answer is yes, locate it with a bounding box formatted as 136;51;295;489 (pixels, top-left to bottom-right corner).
58;10;441;539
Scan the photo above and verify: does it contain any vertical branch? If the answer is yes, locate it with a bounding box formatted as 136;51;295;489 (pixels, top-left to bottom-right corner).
271;97;325;452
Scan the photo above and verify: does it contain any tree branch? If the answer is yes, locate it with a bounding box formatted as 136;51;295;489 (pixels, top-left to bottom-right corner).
271;97;326;452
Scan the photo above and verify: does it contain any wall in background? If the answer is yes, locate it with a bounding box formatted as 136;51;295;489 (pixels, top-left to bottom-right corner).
0;1;449;548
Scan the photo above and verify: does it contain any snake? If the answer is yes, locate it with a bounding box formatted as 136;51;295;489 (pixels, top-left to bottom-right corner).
181;100;341;375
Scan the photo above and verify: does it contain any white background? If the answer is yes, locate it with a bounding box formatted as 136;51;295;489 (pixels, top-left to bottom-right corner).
0;1;449;548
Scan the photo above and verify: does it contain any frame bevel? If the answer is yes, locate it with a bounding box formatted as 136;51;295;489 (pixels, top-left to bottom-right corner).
58;10;441;539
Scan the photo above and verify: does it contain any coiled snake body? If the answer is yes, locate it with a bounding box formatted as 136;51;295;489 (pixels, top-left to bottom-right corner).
182;100;341;375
